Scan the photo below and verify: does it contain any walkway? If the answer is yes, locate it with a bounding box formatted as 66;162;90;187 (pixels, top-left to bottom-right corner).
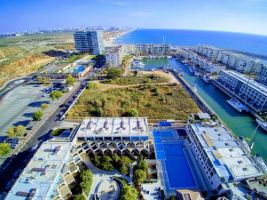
80;154;132;200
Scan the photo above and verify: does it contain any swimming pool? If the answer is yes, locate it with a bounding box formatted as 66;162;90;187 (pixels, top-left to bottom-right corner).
73;65;85;74
153;129;197;192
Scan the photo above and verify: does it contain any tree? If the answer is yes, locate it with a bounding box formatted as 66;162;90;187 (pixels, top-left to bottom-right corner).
80;169;93;194
119;185;138;200
73;194;86;200
7;125;26;138
106;67;123;79
123;108;139;117
33;110;43;121
120;164;129;175
41;103;49;110
50;90;63;100
66;74;76;86
134;169;146;186
101;155;114;171
0;143;11;156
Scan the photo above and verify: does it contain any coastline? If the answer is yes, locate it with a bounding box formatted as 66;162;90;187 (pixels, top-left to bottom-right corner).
104;30;132;47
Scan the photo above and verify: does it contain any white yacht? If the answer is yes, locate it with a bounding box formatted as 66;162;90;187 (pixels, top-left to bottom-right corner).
256;118;267;132
132;60;145;68
202;75;211;84
227;98;249;112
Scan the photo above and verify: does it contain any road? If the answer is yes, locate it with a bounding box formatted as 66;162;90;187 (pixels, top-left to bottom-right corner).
0;59;105;194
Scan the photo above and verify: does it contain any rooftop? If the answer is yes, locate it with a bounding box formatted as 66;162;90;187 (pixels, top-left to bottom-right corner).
190;122;262;181
5;141;73;200
221;70;267;95
76;117;149;138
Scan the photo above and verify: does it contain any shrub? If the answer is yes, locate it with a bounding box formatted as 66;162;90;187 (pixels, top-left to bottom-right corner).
7;125;26;138
0;143;11;156
41;103;49;110
66;74;76;86
33;110;43;121
50;90;63;100
106;67;123;79
123;108;139;117
119;184;138;200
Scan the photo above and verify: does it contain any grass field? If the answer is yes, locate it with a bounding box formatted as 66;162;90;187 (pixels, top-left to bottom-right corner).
66;75;199;120
0;32;74;87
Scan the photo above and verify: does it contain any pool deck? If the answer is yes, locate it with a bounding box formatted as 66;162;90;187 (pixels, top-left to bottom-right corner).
153;127;200;196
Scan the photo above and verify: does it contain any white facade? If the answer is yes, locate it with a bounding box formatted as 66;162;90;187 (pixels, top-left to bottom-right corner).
105;46;125;67
216;70;267;113
75;117;150;155
196;45;264;75
187;116;263;195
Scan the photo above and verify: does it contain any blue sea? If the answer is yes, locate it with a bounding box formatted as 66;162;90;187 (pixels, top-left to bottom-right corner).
116;29;267;57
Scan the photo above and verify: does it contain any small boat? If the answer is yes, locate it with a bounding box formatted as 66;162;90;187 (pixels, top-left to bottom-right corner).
194;72;202;77
188;67;194;73
227;98;249;113
256;118;267;132
132;60;145;68
202;75;211;84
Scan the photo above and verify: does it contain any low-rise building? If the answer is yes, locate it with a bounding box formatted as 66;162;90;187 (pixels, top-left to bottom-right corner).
215;70;267;113
5;141;83;200
135;44;171;56
75;117;150;155
176;189;204;200
186;114;263;197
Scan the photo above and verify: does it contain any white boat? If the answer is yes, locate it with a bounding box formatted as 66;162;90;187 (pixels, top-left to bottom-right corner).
256;118;267;132
202;76;211;84
188;67;194;73
227;98;249;112
132;60;145;68
194;72;202;77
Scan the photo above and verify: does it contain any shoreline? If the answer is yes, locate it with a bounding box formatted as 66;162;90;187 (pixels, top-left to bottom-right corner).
104;30;133;47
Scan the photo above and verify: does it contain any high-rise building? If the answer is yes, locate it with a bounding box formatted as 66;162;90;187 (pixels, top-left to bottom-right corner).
73;30;104;55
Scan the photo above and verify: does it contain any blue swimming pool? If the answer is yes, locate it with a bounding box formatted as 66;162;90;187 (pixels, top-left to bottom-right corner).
73;65;85;74
153;129;197;191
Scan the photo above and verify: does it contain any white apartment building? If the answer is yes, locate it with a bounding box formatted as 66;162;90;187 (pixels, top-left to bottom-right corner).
135;44;171;56
105;46;125;67
196;46;264;75
216;70;267;113
257;66;267;86
187;115;263;196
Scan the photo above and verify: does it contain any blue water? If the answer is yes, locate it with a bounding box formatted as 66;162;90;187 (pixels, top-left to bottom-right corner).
117;29;267;57
73;65;85;74
153;129;197;190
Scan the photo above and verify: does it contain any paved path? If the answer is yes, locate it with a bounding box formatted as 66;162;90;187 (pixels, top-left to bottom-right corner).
80;154;132;200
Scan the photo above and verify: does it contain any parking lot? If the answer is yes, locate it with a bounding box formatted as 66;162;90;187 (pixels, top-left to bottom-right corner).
0;84;51;137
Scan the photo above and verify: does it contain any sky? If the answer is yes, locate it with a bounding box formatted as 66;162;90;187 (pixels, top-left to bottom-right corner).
1;0;267;35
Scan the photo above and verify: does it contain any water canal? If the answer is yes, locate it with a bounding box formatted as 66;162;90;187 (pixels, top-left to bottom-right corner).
143;58;267;160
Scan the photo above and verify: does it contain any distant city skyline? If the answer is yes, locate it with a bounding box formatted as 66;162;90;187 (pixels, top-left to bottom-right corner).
1;0;267;36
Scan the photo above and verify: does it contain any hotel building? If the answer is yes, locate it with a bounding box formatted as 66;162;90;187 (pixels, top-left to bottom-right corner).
186;114;263;197
73;30;104;55
75;117;150;155
215;70;267;113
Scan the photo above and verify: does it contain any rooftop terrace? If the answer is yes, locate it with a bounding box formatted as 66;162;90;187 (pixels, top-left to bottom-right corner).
76;117;149;138
6;141;73;200
190;122;262;181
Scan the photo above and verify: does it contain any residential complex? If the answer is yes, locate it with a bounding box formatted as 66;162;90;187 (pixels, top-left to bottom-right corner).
195;46;265;75
105;46;126;67
5;141;83;200
75;117;150;155
73;30;104;55
5;117;150;200
215;70;267;113
135;44;171;56
186;114;264;197
257;67;267;86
